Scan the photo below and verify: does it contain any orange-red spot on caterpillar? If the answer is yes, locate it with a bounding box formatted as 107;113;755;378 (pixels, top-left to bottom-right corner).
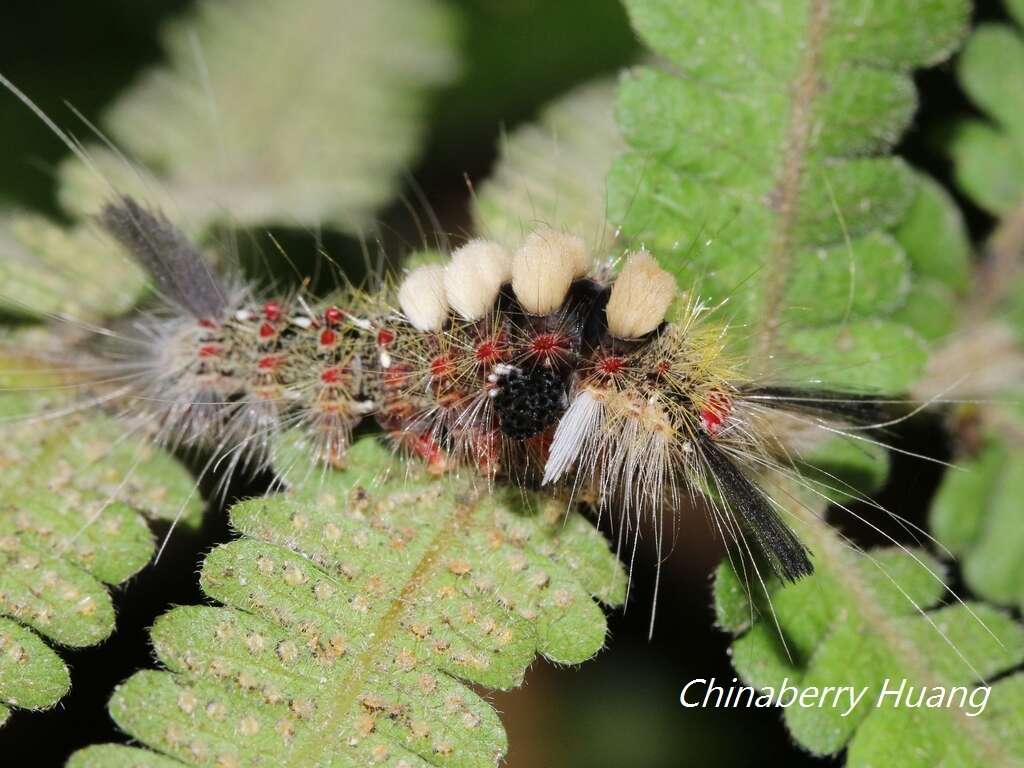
321;367;340;384
430;355;453;378
701;392;732;436
198;319;217;329
263;302;281;322
258;355;279;370
654;360;671;376
598;356;624;375
377;328;395;346
531;334;559;354
382;365;409;387
198;345;220;358
528;332;569;364
474;340;501;364
411;433;447;473
324;306;344;326
320;329;337;346
259;322;275;339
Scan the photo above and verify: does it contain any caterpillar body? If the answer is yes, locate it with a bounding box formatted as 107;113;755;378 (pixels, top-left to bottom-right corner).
88;197;895;584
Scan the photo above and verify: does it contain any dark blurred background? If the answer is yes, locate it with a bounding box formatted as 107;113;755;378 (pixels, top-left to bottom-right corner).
0;1;1007;765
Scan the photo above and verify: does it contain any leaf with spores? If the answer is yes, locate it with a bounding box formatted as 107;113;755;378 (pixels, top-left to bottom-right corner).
72;438;625;767
715;530;1024;765
0;350;201;723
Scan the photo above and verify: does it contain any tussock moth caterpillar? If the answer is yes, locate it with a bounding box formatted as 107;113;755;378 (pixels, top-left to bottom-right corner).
68;195;912;585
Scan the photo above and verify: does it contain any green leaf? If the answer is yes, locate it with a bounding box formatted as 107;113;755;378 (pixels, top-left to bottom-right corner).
473;78;624;252
75;438;625;767
891;171;972;341
609;0;970;390
57;0;459;234
894;173;972;296
0;212;147;322
0;348;201;721
931;403;1024;612
69;745;185;768
717;536;1024;764
950;18;1024;216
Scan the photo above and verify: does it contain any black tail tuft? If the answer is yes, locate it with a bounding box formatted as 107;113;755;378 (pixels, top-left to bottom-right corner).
740;385;895;426
699;436;813;582
99;196;227;320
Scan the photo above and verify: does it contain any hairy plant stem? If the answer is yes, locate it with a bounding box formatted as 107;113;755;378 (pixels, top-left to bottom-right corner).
757;0;830;372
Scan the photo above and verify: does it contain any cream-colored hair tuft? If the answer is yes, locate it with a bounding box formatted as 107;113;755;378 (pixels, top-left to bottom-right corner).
444;239;511;321
397;264;449;331
605;250;676;339
511;229;588;315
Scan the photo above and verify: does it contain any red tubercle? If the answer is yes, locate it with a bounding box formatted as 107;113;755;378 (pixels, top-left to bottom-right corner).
653;360;671;377
320;329;337;347
198;345;220;358
597;356;625;376
321;367;341;384
700;391;732;436
530;333;560;354
257;355;279;371
263;302;282;322
377;328;396;346
430;355;453;378
259;322;276;339
527;332;570;365
324;306;344;326
474;339;505;365
198;318;218;329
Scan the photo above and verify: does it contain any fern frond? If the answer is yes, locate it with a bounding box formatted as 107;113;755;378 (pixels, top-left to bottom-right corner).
56;0;459;234
473;78;624;251
949;1;1024;217
715;538;1024;764
609;0;970;390
891;172;972;341
0;349;201;722
931;401;1024;613
932;0;1024;620
0;213;147;322
71;438;625;767
607;2;1024;762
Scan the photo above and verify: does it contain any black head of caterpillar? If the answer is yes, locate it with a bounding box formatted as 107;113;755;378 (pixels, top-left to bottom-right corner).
96;196;905;585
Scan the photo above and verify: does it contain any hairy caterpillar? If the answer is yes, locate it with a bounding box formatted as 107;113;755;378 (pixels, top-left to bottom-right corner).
66;196;903;586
